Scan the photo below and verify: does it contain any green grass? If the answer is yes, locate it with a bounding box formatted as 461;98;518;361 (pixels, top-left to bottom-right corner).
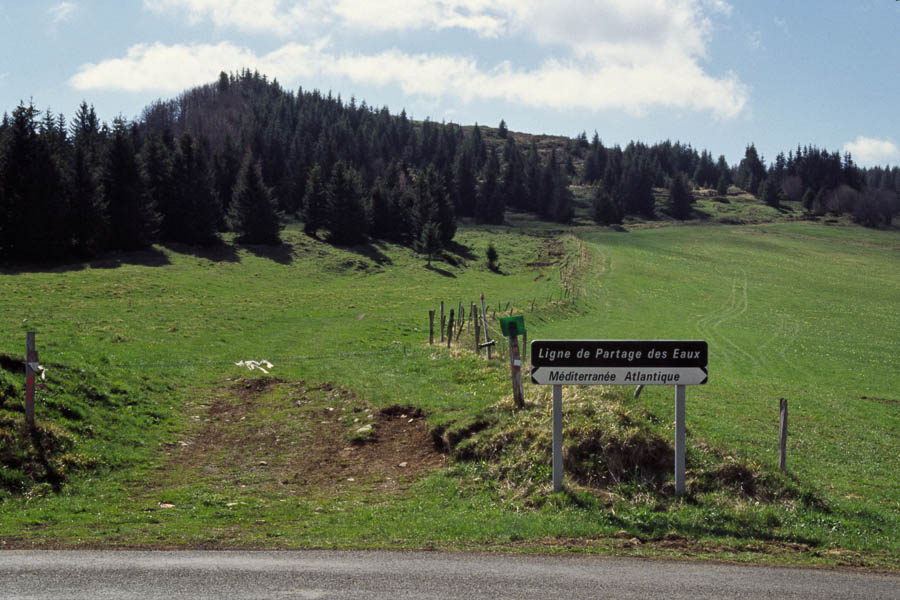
0;219;897;568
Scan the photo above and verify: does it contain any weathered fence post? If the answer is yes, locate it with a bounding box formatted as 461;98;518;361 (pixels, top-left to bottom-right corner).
429;310;435;344
779;398;788;473
25;332;36;427
447;309;455;349
480;293;492;359
440;301;445;342
474;318;481;355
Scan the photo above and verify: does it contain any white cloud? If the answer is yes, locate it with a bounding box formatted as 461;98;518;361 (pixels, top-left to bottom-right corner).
70;41;746;119
69;42;312;93
144;0;322;37
90;1;747;119
49;2;77;23
843;136;900;167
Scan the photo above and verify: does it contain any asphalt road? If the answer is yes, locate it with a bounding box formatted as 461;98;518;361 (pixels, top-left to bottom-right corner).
0;550;896;599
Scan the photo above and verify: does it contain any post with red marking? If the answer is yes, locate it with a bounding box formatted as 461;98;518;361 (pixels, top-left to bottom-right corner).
25;332;36;427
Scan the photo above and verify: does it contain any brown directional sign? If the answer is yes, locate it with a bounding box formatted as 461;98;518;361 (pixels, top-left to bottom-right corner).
530;340;708;386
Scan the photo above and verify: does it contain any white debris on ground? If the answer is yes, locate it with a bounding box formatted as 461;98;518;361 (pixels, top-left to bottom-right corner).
26;362;47;380
235;360;274;374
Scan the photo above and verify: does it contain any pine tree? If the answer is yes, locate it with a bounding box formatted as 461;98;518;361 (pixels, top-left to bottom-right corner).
103;117;155;251
0;103;69;259
302;163;327;237
737;144;766;195
668;174;694;219
476;149;504;224
716;172;730;197
416;219;442;266
163;133;220;245
452;145;477;217
591;182;623;225
229;152;283;244
760;177;780;208
618;158;655;218
325;161;368;245
421;165;455;244
68;103;106;256
139;134;171;239
69;140;107;256
369;177;394;240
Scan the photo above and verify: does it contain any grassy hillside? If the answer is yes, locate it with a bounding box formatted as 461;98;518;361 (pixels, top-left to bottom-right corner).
0;220;897;568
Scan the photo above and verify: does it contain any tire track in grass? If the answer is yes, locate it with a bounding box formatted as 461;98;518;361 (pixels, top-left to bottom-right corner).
756;313;803;376
694;271;759;370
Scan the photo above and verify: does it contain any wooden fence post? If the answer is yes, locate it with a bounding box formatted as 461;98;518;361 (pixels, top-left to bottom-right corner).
429;310;435;344
474;318;481;355
25;332;36;427
440;301;445;342
779;398;788;473
480;293;492;359
447;309;455;349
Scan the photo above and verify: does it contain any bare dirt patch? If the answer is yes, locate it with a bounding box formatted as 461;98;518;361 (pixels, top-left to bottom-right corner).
157;378;445;497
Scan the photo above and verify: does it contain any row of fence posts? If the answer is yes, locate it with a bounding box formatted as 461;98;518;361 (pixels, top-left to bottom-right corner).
428;296;503;358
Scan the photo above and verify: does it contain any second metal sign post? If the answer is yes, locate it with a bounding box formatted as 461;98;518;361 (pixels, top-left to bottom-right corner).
530;339;709;494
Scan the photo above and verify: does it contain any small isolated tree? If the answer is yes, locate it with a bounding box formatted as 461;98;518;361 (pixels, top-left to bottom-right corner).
485;242;499;272
229;153;283;244
416;219;443;266
668;174;694;220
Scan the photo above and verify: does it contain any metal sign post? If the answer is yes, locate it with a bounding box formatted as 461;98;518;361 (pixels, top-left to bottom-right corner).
25;332;37;427
531;339;708;494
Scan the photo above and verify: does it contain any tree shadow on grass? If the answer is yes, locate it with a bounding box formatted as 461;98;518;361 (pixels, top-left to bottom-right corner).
0;247;171;274
161;240;240;263
425;263;456;278
238;242;294;265
87;247;172;269
444;240;477;262
344;240;393;266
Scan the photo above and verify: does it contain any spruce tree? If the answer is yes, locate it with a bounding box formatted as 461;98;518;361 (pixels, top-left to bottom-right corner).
368;177;394;240
0;103;69;259
69;141;107;256
302;163;327;237
103;117;155;251
416;219;442;266
163;133;220;245
716;171;730;197
139;134;171;239
229;153;283;244
452;146;477;217
476;149;504;224
499;137;528;211
591;182;623;225
668;174;694;220
760;177;780;207
325;161;368;245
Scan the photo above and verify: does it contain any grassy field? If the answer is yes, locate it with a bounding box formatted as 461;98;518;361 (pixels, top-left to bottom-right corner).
0;219;897;568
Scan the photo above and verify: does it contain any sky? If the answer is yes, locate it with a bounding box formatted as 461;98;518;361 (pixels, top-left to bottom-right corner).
1;0;898;167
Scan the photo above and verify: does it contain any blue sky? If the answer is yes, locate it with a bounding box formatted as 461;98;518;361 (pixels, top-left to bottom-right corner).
1;1;898;167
